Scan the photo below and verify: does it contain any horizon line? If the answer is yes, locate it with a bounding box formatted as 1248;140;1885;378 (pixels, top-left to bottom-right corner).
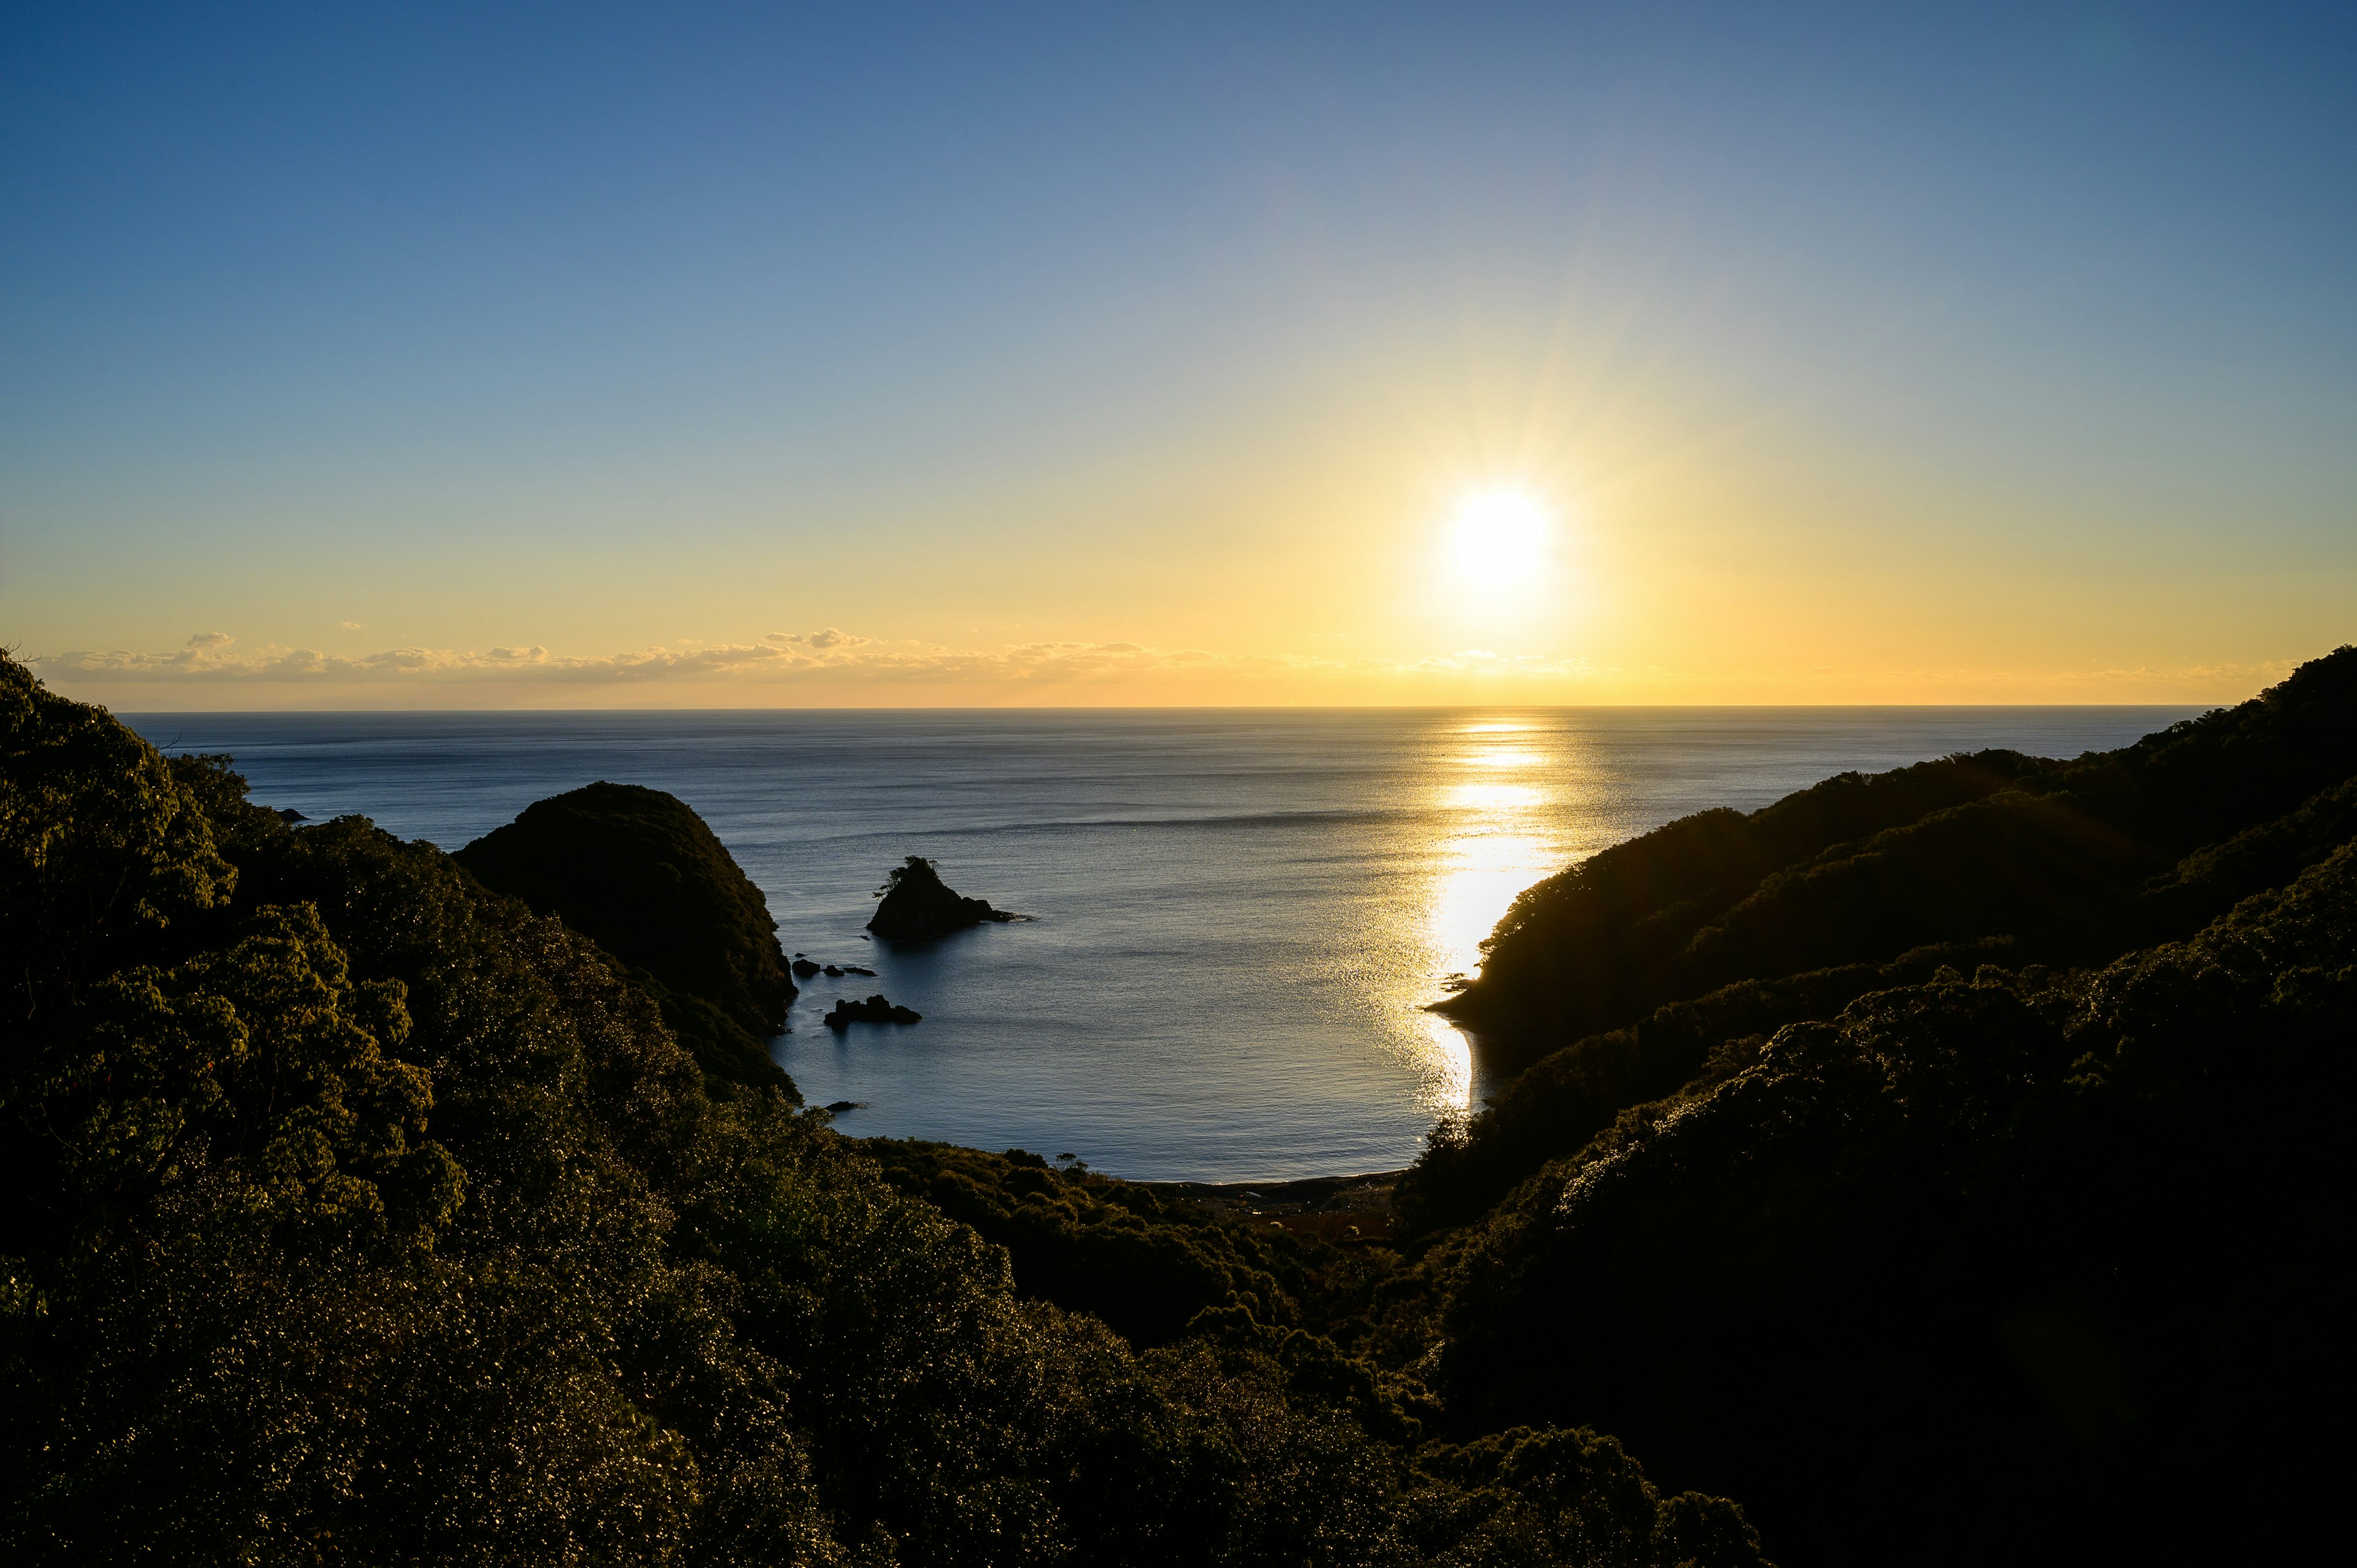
109;700;2218;716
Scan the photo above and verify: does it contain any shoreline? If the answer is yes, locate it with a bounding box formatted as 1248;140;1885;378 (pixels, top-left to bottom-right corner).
1137;1169;1403;1243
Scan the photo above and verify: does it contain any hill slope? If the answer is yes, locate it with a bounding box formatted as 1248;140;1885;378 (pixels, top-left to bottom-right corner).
1407;647;2357;1231
1425;843;2356;1565
1446;648;2357;1058
1377;649;2357;1565
457;781;797;1090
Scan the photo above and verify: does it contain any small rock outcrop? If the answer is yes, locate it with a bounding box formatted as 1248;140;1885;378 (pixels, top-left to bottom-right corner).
867;855;1019;941
824;994;923;1030
791;958;821;978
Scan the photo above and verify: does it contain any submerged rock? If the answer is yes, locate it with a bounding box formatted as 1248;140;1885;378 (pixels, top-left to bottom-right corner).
824;993;922;1030
867;855;1020;941
840;964;877;976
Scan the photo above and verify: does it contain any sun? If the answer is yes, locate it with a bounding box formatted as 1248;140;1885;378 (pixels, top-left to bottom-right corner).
1452;491;1547;586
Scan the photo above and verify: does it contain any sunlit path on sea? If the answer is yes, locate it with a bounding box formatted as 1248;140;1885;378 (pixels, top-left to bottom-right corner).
129;706;2194;1181
1405;727;1571;1115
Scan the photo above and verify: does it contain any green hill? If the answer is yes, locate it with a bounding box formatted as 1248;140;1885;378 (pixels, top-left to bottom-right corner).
1408;646;2357;1233
1380;648;2357;1564
456;781;798;1091
1423;839;2355;1566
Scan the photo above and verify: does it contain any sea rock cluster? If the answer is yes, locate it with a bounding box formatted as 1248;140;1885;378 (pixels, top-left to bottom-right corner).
794;953;877;979
824;994;922;1030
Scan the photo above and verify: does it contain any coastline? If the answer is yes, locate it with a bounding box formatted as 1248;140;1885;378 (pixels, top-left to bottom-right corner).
1137;1169;1403;1243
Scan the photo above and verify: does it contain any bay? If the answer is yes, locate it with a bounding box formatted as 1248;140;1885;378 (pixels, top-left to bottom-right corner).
128;706;2197;1180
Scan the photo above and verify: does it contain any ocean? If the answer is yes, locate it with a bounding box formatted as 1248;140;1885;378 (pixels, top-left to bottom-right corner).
126;706;2198;1181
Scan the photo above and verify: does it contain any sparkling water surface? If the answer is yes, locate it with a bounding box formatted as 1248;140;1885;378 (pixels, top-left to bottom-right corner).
128;707;2197;1181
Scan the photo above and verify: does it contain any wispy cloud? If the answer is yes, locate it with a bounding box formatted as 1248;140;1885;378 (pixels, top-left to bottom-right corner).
28;635;2284;705
31;631;1596;691
770;628;869;650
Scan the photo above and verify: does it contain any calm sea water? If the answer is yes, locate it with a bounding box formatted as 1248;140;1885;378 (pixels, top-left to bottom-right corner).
128;708;2196;1181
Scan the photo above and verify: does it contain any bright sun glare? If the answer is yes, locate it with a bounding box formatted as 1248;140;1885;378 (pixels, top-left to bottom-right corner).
1452;491;1546;586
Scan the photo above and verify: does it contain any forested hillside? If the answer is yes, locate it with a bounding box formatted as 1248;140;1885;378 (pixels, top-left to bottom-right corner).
1411;647;2357;1231
1426;847;2354;1562
0;654;1763;1567
1387;650;2357;1564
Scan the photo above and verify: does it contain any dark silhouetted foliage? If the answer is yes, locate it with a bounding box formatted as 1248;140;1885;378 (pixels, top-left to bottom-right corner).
456;781;797;1091
1411;647;2357;1235
1444;648;2357;1069
1398;940;2018;1235
1420;836;2357;1566
1436;751;2054;1064
0;655;1762;1567
36;639;2347;1566
864;1141;1396;1353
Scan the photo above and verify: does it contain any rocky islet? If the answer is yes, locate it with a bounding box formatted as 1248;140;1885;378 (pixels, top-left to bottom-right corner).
824;994;922;1030
867;855;1022;941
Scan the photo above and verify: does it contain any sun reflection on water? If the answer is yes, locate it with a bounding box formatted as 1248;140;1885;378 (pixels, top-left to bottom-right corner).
1420;1011;1474;1108
1407;727;1572;1116
1442;781;1544;810
1432;831;1553;975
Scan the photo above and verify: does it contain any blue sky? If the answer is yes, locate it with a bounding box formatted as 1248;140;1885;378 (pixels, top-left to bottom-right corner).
7;2;2353;704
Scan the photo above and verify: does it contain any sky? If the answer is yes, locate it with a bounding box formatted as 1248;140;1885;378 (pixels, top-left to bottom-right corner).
5;1;2353;708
